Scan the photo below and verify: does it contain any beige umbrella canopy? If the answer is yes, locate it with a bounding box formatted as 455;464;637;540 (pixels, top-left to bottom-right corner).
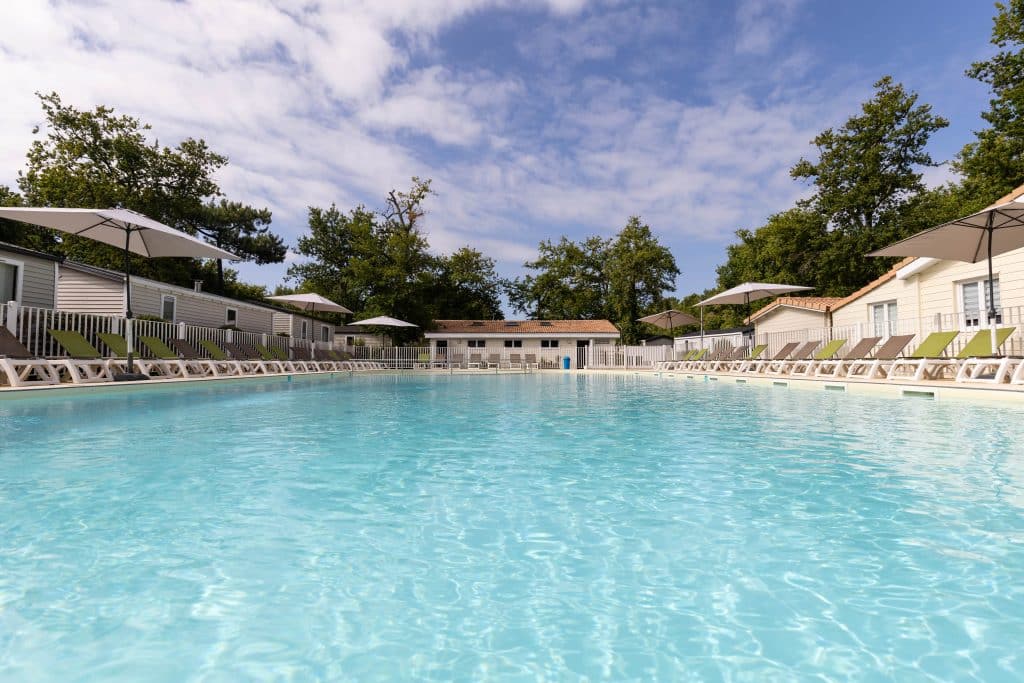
349;315;418;347
869;198;1024;352
0;207;239;378
637;309;699;330
266;293;353;315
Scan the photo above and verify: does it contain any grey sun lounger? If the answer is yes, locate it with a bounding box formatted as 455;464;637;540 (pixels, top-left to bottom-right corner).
745;342;800;374
765;341;820;375
168;338;243;376
812;337;881;377
842;334;915;379
0;327;60;387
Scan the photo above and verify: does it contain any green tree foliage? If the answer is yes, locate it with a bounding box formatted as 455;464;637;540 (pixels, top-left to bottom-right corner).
605;217;680;343
791;77;949;234
507;235;610;320
510;217;679;343
433;247;506;320
12;92;284;290
189;200;283;293
790;77;950;292
955;0;1024;200
289;179;507;340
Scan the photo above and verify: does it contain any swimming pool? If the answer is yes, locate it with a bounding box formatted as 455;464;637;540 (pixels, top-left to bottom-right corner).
2;373;1024;680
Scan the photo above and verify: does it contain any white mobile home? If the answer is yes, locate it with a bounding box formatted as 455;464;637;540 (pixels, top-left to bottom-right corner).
0;242;60;309
272;310;335;346
57;261;274;332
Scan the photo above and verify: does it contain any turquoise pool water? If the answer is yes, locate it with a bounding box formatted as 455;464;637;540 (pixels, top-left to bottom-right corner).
2;373;1024;681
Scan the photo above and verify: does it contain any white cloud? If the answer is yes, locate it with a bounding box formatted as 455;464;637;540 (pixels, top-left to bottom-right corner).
734;0;806;55
0;0;944;297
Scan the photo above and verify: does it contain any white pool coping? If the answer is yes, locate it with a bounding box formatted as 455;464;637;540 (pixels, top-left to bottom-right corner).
3;365;1024;406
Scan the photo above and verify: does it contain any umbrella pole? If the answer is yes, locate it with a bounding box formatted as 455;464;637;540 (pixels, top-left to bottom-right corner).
987;217;999;355
699;307;704;352
124;229;135;374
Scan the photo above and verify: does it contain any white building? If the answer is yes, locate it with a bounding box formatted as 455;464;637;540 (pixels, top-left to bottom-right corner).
425;319;620;368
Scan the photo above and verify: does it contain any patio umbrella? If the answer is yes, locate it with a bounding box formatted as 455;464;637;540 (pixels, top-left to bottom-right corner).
697;282;814;347
868;197;1024;352
349;315;419;351
637;309;699;331
266;293;353;316
0;207;238;378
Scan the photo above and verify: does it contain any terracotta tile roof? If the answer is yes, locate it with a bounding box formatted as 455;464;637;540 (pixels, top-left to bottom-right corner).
429;319;620;335
747;296;842;323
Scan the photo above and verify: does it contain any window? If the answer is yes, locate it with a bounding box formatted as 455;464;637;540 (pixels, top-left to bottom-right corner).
321;325;330;342
871;301;897;336
541;339;559;348
503;339;523;348
961;278;1001;328
161;295;176;322
346;336;354;346
301;320;309;339
0;258;21;304
225;307;238;326
467;339;486;348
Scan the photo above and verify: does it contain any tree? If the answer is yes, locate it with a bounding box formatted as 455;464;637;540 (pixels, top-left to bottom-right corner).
288;179;441;342
788;77;949;291
508;235;610;319
605;217;679;343
433;247;505;320
189;200;283;293
955;0;1024;200
288;204;374;313
14;92;285;289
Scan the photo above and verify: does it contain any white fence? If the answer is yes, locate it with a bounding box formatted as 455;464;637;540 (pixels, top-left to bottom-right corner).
2;302;315;360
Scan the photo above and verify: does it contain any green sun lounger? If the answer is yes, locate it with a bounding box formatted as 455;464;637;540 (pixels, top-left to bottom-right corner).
884;331;960;382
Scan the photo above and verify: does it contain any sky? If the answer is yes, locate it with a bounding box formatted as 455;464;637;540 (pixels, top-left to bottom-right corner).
0;0;1002;305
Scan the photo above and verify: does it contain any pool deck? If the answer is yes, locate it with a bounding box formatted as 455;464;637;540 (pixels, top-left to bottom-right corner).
585;367;1024;405
3;365;1024;405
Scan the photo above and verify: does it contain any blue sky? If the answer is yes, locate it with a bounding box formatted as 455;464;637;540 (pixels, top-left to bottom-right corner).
0;1;1001;306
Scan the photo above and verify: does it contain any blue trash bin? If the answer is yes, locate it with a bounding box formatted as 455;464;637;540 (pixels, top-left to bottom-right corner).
562;356;571;370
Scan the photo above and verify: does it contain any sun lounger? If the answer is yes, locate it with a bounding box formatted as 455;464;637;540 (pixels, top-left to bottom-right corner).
884;331;960;382
508;353;524;369
467;353;483;369
98;332;189;378
765;341;820;375
199;340;257;374
729;345;768;372
659;349;696;371
486;353;501;369
47;329;127;383
222;342;275;374
449;352;465;369
679;348;709;371
789;339;846;377
524;353;539;369
260;344;301;372
291;346;325;372
136;335;215;378
744;342;800;374
0;327;60;387
843;335;915;379
936;328;1016;383
812;337;881;378
169;338;242;376
709;346;748;372
693;346;733;371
